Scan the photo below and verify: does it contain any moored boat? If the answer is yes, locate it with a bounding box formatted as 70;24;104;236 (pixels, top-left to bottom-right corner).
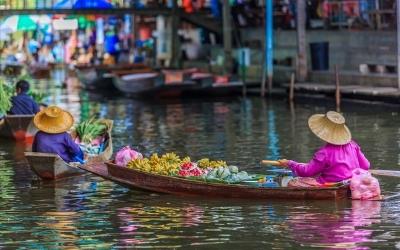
25;119;113;180
113;72;162;95
80;162;350;200
75;65;114;91
2;63;23;77
75;63;150;91
0;115;37;141
29;64;52;79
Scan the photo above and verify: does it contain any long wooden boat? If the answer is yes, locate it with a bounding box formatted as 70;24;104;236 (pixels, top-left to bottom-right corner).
0;115;37;141
80;162;349;200
25;119;113;180
75;66;115;91
113;72;162;95
75;63;149;91
2;63;23;77
29;64;52;79
114;70;202;98
25;152;86;180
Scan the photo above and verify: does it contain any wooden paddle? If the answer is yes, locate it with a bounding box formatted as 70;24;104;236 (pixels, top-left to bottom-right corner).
260;160;283;167
260;160;400;178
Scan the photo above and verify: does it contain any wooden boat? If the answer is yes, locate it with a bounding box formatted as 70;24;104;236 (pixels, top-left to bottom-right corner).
25;152;86;180
24;119;113;180
0;115;37;141
29;64;52;79
113;72;162;95
2;63;23;77
78;162;349;200
75;63;149;91
75;65;114;91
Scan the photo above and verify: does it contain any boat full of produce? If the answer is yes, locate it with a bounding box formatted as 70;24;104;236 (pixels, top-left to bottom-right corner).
25;118;113;180
78;146;350;200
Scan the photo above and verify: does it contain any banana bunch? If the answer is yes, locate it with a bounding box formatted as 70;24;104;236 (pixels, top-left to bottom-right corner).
127;152;186;176
197;158;227;169
127;158;152;172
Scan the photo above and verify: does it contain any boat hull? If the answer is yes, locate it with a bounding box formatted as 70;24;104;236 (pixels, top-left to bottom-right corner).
102;162;349;200
25;152;85;180
76;67;115;91
0;115;37;142
113;72;160;94
76;64;150;91
29;65;52;79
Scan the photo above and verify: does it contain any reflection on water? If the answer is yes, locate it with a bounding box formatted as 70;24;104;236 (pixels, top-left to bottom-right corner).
288;201;382;249
0;78;399;248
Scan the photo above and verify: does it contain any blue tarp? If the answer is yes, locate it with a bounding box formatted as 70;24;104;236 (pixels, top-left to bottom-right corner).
73;0;113;9
54;0;113;9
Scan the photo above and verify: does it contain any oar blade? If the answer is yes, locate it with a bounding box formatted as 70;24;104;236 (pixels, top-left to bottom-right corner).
370;169;400;178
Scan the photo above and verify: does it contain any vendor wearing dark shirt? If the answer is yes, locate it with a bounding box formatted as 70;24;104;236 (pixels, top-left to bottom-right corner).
9;80;40;115
32;106;84;163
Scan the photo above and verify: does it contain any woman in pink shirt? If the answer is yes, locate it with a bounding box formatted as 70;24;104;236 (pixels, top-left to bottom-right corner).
278;111;370;187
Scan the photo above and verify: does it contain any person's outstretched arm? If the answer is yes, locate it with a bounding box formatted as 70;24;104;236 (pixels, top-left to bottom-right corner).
287;150;326;177
64;133;84;161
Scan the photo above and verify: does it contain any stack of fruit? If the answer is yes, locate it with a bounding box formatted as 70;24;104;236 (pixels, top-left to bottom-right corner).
121;149;253;183
203;165;251;183
127;152;186;176
178;162;206;177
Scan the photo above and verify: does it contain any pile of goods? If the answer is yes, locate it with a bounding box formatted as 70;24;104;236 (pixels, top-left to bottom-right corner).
203;165;251;183
115;147;253;184
74;118;108;156
28;89;47;103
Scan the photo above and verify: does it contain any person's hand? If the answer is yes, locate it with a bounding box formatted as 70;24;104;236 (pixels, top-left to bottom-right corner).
278;159;289;167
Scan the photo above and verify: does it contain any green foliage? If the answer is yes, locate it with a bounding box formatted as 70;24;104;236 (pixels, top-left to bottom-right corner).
75;118;107;144
28;89;46;103
0;78;13;114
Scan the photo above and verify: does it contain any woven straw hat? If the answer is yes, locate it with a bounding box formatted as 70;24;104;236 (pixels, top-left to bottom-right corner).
308;111;352;145
33;106;74;134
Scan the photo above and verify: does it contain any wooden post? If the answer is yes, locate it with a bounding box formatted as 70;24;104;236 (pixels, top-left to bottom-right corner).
261;0;273;96
170;0;180;68
222;0;233;74
241;49;247;96
296;0;307;82
335;65;341;112
397;0;400;89
289;72;295;102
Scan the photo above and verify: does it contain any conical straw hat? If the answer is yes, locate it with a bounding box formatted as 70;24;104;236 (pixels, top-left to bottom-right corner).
308;111;351;145
33;106;74;134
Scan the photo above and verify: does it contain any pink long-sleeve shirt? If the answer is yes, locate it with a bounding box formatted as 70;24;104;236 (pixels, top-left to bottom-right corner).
288;140;370;184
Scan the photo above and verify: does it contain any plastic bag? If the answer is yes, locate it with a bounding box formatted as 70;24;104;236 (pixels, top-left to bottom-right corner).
350;168;381;200
115;146;143;167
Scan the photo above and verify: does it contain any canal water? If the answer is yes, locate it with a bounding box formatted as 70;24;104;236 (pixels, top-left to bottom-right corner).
0;78;399;249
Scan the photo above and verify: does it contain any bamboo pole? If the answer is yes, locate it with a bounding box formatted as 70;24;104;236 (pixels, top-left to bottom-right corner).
241;49;247;96
170;0;180;68
261;0;273;96
397;0;400;89
222;0;233;74
296;0;307;81
289;72;295;102
335;65;341;112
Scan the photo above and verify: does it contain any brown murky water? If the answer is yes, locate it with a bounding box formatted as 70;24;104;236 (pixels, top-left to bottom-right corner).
0;77;399;249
